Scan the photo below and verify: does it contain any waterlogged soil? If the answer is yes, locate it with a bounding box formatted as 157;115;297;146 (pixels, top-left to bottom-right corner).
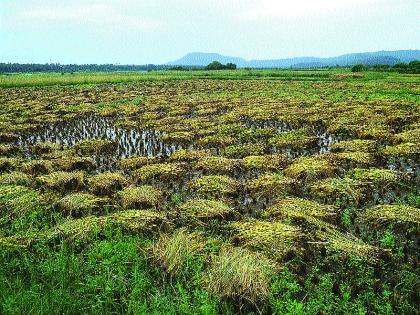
18;115;185;169
17;115;340;170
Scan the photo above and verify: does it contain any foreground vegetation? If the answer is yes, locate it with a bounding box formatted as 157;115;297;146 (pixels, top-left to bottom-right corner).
0;70;419;314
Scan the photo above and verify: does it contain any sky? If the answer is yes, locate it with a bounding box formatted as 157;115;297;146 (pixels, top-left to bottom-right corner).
1;0;419;64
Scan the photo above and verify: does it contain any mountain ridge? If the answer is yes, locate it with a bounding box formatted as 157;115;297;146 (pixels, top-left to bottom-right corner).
167;50;420;68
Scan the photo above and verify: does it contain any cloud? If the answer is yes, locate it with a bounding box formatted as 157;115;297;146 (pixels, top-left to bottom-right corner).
17;2;164;31
238;0;378;19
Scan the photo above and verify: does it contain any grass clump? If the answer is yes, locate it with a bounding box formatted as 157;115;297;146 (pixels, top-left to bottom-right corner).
109;209;171;234
74;139;117;155
362;204;420;225
330;139;377;153
246;172;294;199
117;156;157;170
46;210;171;242
0;185;43;223
205;247;274;309
315;228;379;261
198;134;235;148
269;128;316;150
0;144;20;156
0;171;32;186
381;143;419;157
265;197;337;221
333;152;376;167
38;171;85;192
88;172;127;196
0;235;33;249
134;163;186;184
347;168;401;187
169;149;210;162
310;177;364;206
0;132;18;143
393;128;420;144
54;193;106;217
221;143;265;159
357;125;393;141
229;220;303;258
195;156;239;175
21;159;53;175
45;215;104;242
151;229;205;277
161;131;195;144
29;141;61;155
284;156;335;183
56;156;95;171
117;185;163;209
179;199;240;223
242;154;289;172
189;175;239;199
0;157;19;172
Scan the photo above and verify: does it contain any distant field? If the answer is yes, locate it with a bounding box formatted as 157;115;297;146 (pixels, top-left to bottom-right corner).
0;70;419;314
0;68;406;87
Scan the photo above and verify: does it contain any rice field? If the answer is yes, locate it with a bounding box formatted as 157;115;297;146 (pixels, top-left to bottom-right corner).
0;70;419;314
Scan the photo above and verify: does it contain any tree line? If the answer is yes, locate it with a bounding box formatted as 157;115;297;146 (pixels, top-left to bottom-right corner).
352;60;420;74
0;63;162;73
0;62;238;73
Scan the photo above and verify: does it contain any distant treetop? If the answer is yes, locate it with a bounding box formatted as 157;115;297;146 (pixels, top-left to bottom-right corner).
351;60;420;74
205;61;237;70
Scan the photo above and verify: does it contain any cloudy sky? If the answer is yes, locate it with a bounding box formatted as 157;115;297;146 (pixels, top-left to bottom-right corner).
1;0;418;64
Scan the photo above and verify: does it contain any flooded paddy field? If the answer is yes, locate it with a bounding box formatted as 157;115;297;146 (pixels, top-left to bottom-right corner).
0;70;419;314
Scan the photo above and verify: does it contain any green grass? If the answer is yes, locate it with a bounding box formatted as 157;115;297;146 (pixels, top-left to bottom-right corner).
0;69;402;88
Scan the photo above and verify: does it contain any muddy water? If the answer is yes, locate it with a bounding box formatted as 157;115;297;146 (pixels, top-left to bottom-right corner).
19;116;184;169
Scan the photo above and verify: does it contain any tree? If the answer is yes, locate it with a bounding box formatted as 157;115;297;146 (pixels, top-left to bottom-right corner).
351;64;366;72
225;63;237;70
205;61;237;70
205;61;224;70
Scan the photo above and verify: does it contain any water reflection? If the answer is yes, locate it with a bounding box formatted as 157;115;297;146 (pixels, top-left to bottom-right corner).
19;116;184;170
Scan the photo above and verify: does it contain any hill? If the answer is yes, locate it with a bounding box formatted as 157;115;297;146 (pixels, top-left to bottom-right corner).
167;50;420;68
